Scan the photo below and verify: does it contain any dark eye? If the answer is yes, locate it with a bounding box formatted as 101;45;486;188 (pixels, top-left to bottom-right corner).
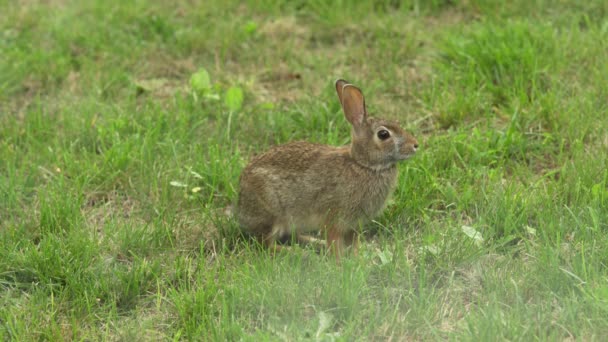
377;129;390;140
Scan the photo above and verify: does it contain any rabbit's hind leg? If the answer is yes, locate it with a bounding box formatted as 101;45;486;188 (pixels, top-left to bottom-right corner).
261;222;289;254
296;234;322;244
296;234;325;253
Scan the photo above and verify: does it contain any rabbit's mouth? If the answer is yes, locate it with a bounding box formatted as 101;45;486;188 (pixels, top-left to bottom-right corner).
382;153;413;166
396;153;415;161
395;147;417;161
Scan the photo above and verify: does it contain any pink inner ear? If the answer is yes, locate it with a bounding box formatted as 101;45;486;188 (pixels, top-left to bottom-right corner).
335;79;349;104
350;110;364;126
341;85;366;127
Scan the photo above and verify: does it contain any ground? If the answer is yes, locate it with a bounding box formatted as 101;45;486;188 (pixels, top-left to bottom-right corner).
1;0;608;340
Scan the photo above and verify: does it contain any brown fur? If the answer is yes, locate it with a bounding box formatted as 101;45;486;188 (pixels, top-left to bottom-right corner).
237;79;418;258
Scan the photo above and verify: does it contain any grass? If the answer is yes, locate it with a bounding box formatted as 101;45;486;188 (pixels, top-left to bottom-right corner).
1;0;608;340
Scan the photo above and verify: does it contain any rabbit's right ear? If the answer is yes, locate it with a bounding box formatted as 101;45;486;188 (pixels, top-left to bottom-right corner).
340;84;367;129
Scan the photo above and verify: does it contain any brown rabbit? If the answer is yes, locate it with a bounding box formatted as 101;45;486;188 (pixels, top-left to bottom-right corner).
237;79;418;258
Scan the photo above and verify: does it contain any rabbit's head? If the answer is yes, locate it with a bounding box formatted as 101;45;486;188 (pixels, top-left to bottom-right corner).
335;79;419;171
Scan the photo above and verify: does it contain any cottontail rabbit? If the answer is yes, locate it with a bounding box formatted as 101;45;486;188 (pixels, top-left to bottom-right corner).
237;79;418;258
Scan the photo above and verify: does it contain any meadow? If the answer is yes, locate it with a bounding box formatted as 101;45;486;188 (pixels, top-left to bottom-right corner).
1;0;607;340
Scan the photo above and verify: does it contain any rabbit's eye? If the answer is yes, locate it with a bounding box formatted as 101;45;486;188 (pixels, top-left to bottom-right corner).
377;129;391;140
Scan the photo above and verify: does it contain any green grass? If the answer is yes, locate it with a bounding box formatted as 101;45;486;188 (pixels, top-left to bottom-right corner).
2;0;608;340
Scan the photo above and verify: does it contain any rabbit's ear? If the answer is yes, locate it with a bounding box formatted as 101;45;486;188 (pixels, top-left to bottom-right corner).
335;79;349;106
341;84;367;128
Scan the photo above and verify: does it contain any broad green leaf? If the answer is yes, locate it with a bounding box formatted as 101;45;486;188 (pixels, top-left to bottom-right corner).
190;68;211;93
224;86;244;111
243;21;258;35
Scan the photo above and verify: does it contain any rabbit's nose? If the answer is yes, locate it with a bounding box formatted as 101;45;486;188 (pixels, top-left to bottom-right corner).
413;143;419;149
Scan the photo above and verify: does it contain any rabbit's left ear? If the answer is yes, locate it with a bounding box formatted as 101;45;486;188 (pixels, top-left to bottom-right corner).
340;84;367;128
335;79;349;106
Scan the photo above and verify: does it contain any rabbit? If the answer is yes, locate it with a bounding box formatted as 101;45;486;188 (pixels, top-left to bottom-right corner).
237;79;418;258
